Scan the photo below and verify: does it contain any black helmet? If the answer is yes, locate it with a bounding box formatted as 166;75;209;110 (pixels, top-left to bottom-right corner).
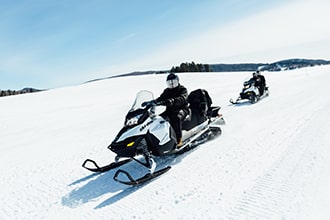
166;73;179;88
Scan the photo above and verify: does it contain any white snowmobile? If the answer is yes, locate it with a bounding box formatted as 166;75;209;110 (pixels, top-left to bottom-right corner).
82;89;225;185
230;78;269;104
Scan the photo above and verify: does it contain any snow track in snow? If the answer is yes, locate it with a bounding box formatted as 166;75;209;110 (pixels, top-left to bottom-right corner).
224;73;330;219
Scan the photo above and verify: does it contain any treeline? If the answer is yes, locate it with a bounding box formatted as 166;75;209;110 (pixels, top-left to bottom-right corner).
210;59;330;72
170;59;330;73
0;88;43;97
170;62;211;73
263;59;330;71
210;63;263;72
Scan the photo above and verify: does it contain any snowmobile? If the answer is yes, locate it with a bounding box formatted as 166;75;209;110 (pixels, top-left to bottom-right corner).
82;89;225;185
229;78;269;104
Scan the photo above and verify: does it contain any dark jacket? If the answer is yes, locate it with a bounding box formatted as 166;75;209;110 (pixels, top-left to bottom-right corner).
156;84;189;114
253;75;266;88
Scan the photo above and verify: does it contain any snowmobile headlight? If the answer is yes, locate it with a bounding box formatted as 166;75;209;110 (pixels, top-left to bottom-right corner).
125;114;142;127
127;141;135;147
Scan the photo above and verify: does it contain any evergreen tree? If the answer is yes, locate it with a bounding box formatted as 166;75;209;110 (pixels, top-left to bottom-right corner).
170;61;211;73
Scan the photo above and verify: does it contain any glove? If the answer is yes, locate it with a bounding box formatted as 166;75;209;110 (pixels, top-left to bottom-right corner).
177;109;186;120
142;100;155;107
165;98;174;107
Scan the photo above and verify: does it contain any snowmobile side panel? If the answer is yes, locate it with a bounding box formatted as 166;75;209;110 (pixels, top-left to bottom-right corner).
175;125;222;154
149;117;173;146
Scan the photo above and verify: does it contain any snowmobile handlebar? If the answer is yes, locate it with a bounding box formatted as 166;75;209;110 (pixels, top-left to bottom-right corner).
155;100;166;106
142;100;166;108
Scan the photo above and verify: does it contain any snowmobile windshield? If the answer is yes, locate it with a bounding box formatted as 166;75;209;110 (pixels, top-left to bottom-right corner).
243;79;255;88
130;90;154;112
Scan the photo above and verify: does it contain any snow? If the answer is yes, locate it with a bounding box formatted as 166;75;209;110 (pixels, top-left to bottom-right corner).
1;65;330;219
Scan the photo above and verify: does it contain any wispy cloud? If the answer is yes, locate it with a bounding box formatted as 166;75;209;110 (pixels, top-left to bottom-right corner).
115;0;330;71
116;33;138;45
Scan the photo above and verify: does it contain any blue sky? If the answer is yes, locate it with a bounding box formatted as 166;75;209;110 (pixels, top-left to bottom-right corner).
1;0;330;89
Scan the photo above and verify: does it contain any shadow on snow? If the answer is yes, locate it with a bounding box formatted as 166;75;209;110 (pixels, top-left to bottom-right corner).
61;147;200;209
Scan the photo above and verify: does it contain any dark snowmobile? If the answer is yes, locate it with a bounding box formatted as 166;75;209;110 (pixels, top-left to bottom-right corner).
82;89;225;185
230;78;269;104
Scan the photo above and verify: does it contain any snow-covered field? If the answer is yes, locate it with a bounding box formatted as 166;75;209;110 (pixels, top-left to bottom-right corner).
1;65;330;219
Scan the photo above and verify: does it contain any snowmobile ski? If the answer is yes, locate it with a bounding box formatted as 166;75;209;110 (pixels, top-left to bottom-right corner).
82;158;132;172
113;166;171;186
229;98;240;104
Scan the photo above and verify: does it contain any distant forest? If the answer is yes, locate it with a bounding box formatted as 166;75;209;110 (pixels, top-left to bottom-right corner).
0;88;43;97
170;59;330;73
170;62;211;72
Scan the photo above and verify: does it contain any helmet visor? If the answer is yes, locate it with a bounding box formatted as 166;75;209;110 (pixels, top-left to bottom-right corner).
166;78;179;88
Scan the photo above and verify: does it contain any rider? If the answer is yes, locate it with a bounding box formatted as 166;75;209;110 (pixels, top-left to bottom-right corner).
155;73;189;148
252;70;266;96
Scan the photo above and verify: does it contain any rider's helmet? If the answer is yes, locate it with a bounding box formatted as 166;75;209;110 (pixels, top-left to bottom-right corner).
166;73;179;89
253;70;260;77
